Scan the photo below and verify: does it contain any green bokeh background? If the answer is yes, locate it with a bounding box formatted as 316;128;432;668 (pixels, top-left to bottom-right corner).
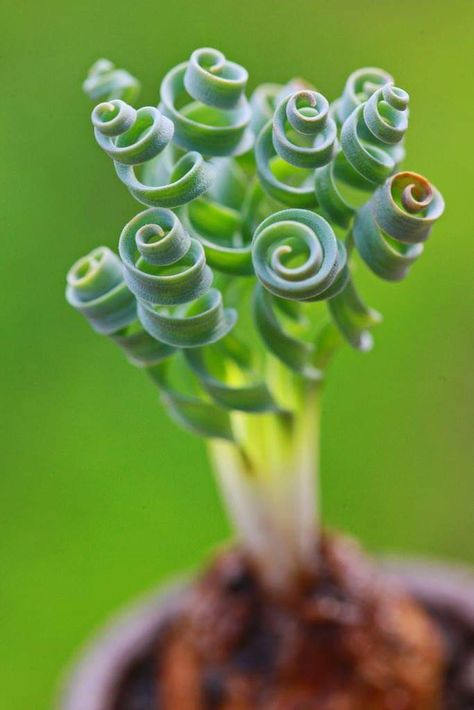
2;1;473;707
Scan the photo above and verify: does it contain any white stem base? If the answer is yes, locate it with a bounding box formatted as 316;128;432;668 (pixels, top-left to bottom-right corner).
208;381;320;594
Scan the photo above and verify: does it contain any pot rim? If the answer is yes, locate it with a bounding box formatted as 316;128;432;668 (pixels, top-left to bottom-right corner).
58;559;474;710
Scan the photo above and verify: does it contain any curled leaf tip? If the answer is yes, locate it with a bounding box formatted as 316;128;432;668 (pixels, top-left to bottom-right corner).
334;66;394;125
92;96;214;208
66;247;136;334
119;207;235;349
272;90;336;169
83;58;141;105
184;48;249;110
354;171;444;280
252;208;347;302
161;48;252;157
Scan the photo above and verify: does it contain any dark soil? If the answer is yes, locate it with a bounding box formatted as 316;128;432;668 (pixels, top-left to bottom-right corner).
115;608;474;710
111;537;474;709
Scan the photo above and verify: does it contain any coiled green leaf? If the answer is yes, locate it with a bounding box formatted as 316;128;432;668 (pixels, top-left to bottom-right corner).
340;83;409;186
116;151;215;209
315;81;409;227
160;48;252;157
83;58;141;104
91;97;214;208
92;99;215;208
119;207;236;348
249;79;313;135
252;208;348;302
184;48;248;110
333;66;394;126
66;247;136;334
119;207;209;304
354;171;445;280
66;241;231;438
138;288;237;348
92;100;174;164
272;91;336;169
256;93;324;208
66;244;176;363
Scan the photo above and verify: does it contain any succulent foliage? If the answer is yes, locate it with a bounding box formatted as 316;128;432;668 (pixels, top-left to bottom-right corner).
69;50;444;583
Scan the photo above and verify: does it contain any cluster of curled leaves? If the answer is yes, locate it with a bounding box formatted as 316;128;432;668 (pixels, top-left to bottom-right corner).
67;50;444;440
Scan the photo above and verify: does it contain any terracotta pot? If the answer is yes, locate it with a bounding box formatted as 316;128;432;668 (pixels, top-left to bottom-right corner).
59;561;474;710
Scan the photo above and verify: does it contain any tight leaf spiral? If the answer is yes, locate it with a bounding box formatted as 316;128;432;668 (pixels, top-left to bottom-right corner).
252;209;348;302
315;77;408;227
160;48;252;157
340;83;409;186
256;90;337;207
119;207;236;348
272;91;336;169
354;171;445;280
92;99;214;208
66;247;136;334
333;67;394;126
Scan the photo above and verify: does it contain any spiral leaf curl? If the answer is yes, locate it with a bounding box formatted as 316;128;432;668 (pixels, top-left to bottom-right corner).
252;209;348;302
272;91;336;170
315;82;409;227
67;218;236;440
256;90;338;207
250;79;314;136
333;67;394;126
184;48;248;110
83;59;141;104
354;171;445;280
66;247;136;335
66;245;174;361
160;48;252;157
92;99;215;209
92;100;174;164
119;208;236;348
340;83;409;186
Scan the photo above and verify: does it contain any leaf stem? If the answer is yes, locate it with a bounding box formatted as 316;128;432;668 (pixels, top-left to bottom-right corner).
207;370;321;593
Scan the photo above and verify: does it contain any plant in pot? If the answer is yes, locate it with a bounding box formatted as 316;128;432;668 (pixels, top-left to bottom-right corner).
63;49;472;709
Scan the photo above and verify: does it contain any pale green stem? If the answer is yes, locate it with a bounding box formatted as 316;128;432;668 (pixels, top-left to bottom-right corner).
208;363;321;594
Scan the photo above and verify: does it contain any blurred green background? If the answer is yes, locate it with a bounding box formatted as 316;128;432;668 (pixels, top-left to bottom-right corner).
1;0;473;707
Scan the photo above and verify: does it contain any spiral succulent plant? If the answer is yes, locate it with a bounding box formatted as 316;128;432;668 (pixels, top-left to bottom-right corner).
69;49;444;591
